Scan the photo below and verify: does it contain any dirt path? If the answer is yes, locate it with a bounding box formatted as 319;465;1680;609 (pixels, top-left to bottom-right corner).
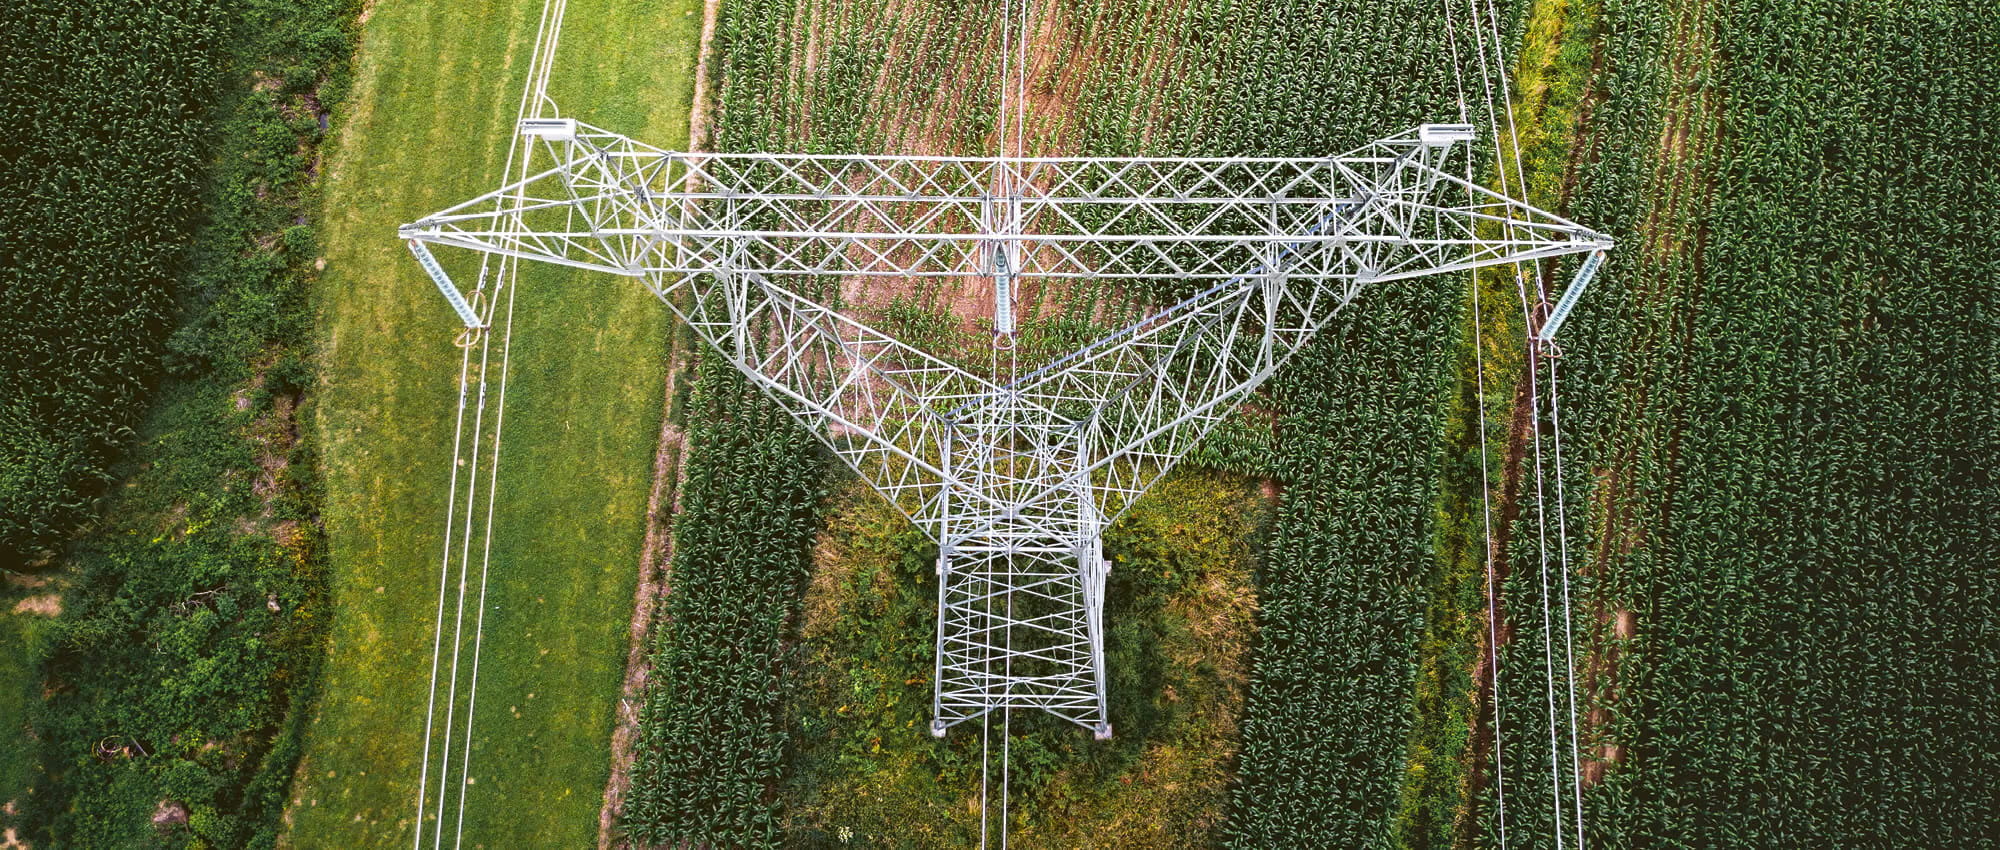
595;342;693;849
685;0;723;153
594;1;721;843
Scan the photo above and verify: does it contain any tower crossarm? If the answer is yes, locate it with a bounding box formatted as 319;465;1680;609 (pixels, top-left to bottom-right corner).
958;133;1610;520
398;121;1612;529
398;125;1012;529
404;121;1604;284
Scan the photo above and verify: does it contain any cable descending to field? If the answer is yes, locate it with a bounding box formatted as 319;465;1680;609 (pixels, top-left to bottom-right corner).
977;0;1032;845
449;226;524;850
1481;6;1571;846
411;1;567;847
1440;0;1510;844
1463;0;1589;843
413;272;477;850
1544;326;1585;849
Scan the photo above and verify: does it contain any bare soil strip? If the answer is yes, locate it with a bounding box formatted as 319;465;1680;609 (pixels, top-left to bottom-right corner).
595;0;723;841
597;346;694;849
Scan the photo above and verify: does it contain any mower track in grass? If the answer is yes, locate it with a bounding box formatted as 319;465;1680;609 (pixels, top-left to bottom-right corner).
286;0;700;845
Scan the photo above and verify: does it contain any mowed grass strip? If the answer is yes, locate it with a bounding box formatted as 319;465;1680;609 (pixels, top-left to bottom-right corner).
0;585;54;817
288;0;699;845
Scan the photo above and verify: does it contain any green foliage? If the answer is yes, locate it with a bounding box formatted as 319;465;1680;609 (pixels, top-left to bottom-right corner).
1142;1;1491;845
1481;0;2000;843
1185;408;1277;480
0;584;54;831
0;0;361;559
5;0;359;845
623;353;831;849
28;507;324;849
0;0;233;559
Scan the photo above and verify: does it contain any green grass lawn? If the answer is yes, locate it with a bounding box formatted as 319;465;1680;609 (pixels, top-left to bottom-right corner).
780;471;1267;847
287;0;700;845
0;586;52;820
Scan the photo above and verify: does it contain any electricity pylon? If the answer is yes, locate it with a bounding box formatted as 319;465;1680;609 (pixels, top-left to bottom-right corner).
400;115;1611;739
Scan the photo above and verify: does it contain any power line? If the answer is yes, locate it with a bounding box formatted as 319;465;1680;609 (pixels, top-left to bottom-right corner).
1464;0;1592;842
1546;329;1587;848
1441;0;1511;842
412;290;476;850
413;1;567;846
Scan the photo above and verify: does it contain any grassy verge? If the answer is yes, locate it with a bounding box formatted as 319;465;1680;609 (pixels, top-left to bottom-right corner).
0;583;52;825
778;471;1266;847
286;0;700;845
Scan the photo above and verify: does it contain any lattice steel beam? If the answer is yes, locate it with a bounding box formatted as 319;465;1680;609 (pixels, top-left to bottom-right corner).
400;115;1611;738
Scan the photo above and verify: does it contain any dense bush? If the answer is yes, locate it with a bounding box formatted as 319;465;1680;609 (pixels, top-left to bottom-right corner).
10;0;359;846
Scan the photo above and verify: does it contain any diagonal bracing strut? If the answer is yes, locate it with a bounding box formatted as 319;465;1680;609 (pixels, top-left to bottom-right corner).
400;115;1611;738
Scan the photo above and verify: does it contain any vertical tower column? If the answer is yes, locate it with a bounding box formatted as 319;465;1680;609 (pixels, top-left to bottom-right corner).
931;418;1112;738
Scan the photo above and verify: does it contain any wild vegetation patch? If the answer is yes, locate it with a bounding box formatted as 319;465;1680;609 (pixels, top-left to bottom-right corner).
1;1;361;846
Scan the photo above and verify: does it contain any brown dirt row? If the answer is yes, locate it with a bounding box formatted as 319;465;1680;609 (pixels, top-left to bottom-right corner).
1460;0;1726;817
596;341;694;850
595;0;723;841
685;0;723;153
1575;0;1722;788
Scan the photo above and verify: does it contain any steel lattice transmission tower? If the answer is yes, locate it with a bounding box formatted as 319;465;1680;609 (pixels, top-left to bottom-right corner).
401;115;1611;739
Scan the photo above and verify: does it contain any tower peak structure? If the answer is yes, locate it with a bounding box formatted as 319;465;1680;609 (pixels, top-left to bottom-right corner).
401;115;1610;739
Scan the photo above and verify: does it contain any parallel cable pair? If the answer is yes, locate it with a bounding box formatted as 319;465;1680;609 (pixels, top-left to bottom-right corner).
980;0;1033;846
